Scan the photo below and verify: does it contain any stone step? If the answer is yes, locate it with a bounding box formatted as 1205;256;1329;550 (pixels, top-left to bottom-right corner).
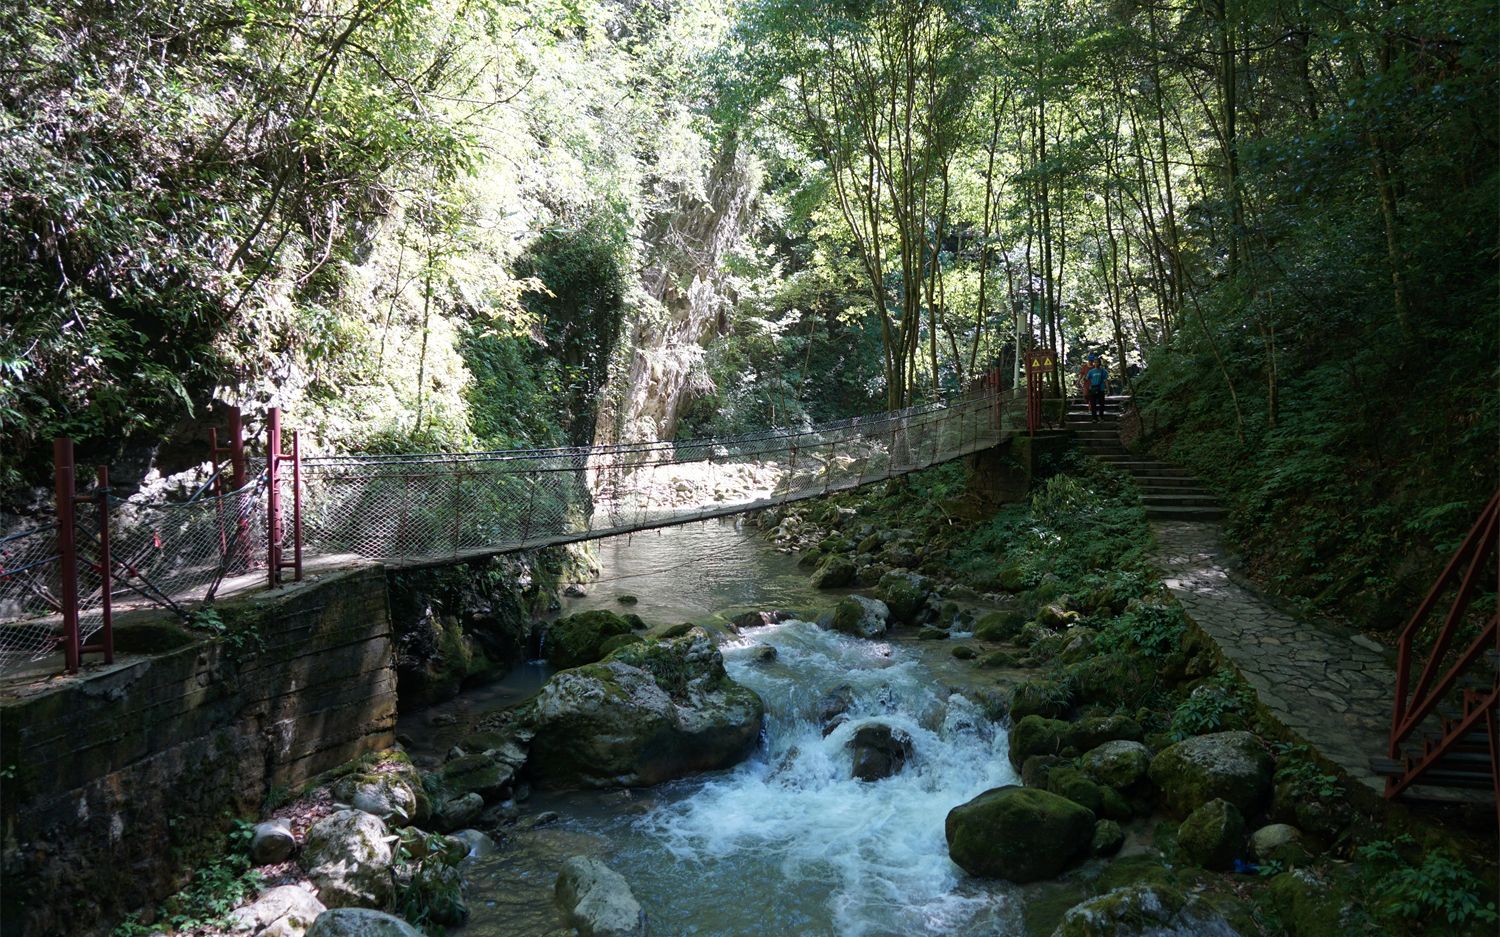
1142;492;1221;507
1139;484;1211;498
1093;457;1188;473
1132;475;1203;489
1144;504;1227;520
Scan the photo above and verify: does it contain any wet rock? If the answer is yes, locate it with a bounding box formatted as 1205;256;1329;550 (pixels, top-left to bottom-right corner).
816;684;855;729
432;792;484;832
1149;731;1273;818
1176;798;1246;871
916;626;948;640
564;583;588;597
1091;820;1125;857
827;595;889;639
730;610;795;630
450;828;497;858
1081;741;1152;792
945;786;1095;882
228;884;325;937
299;810;394;909
847;723;914;781
748;644;778;664
526;632;764;788
556;856;647;937
617;594;639;605
545;610;638;669
1050;883;1242;937
438;752;516;803
250;819;296;865
305;908;424;937
979;650;1017;668
521;810;561;830
951;645;977;660
811;555;856;589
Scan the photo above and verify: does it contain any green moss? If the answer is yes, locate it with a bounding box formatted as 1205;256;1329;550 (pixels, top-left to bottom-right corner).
545;610;635;669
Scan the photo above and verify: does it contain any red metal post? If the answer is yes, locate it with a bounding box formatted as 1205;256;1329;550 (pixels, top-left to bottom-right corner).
267;407;282;588
53;438;80;674
291;430;303;581
95;465;113;664
228;407;247;492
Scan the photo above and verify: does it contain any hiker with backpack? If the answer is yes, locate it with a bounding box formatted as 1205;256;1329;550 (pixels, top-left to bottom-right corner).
1078;352;1098;406
1086;357;1109;421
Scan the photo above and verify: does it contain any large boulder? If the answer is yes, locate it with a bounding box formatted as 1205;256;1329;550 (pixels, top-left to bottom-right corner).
228;885;326;937
305;909;424;937
526;632;764;788
1068;715;1143;752
1149;731;1273;817
1082;740;1152;792
811;555;856;589
331;773;421;828
827;595;890;639
974;609;1027;642
299;810;394;909
545;610;638;669
847;723;914;781
556;856;647;937
1249;823;1311;867
1050;884;1242;937
945;786;1095;882
1177;798;1246;871
436;752;516;803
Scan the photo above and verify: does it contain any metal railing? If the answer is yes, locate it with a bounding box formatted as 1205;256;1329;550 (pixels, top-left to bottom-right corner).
0;382;1022;675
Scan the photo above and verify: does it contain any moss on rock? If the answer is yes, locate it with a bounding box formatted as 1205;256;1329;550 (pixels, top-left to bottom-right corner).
545;610;636;669
945;786;1095;883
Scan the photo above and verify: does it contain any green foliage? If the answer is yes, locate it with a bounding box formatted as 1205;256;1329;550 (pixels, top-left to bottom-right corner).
113;820;262;935
1093;604;1187;661
1273;744;1341;801
1169;671;1254;740
1356;837;1498;929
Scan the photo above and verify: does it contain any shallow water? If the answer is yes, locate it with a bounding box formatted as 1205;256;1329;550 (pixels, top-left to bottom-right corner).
460;521;1023;937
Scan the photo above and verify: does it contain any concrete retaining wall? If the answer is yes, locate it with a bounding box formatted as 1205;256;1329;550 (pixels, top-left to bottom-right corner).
0;565;397;937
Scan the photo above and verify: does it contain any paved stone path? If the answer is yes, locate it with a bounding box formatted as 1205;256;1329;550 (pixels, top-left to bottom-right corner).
1151;520;1394;791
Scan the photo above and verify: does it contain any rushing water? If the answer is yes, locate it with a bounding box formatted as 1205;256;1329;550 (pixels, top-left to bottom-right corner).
461;520;1023;937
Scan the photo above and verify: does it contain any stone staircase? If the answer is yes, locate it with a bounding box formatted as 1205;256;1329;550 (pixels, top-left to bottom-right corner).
1067;397;1226;521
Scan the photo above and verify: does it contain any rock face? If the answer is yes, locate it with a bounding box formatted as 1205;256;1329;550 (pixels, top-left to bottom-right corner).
545;610;638;669
250;819;297;866
1149;731;1273;817
1050;883;1242;937
847;723;914;781
945;786;1095;882
827;595;890;639
555;856;648;937
1177;798;1246;870
299;810;395;909
526;632;765;788
229;885;326;937
305;908;425;937
1082;741;1152;792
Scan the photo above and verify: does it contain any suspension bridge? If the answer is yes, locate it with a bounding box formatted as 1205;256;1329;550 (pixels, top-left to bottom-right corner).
0;381;1023;675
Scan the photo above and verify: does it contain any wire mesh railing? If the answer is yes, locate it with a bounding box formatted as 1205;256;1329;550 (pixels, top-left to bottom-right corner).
0;382;1024;675
301;385;1022;563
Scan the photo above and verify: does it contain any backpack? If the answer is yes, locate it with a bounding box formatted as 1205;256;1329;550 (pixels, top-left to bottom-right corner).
1088;366;1106;389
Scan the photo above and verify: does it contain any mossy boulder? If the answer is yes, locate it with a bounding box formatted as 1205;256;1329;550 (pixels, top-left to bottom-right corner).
1049;884;1242;937
1267;866;1357;935
1066;652;1153;708
599;633;645;656
1010;680;1074;720
300;810;395;909
945;786;1095;882
1009;715;1073;769
811;555;856;589
545;611;637;669
1176;798;1246;870
979;650;1018;668
827;595;890;639
525;632;764;788
1091;820;1125;857
1046;767;1106;815
1149;731;1273;817
1068;715;1143;753
951;645;977;660
974;610;1027;642
1249;823;1311;867
1081;740;1151;792
996;563;1028;592
875;571;931;623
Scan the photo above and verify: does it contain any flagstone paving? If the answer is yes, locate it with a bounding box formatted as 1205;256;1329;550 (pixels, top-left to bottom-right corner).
1151;520;1395;791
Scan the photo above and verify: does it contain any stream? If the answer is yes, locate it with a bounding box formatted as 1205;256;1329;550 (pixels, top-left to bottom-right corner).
439;520;1025;936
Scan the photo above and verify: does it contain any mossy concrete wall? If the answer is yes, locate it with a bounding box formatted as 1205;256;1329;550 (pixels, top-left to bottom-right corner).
0;565;397;937
966;431;1074;505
